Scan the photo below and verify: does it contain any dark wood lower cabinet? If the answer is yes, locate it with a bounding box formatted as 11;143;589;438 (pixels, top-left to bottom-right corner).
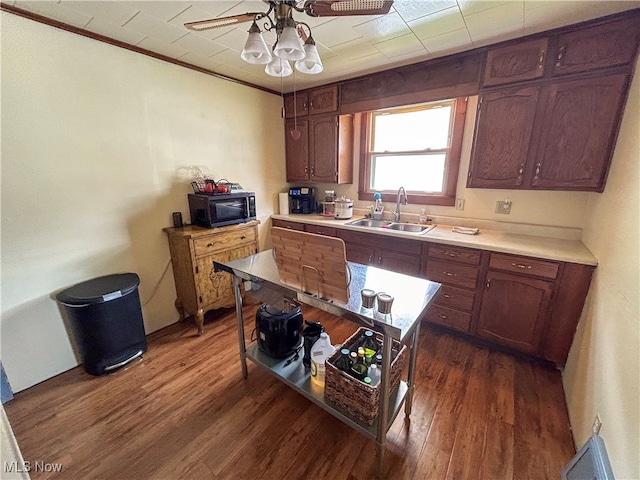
476;270;554;354
269;219;595;365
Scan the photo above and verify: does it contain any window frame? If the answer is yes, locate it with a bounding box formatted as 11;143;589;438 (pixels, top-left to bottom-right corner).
357;97;467;206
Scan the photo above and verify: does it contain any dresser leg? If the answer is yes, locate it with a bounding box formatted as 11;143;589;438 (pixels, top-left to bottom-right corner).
195;309;205;335
174;299;185;321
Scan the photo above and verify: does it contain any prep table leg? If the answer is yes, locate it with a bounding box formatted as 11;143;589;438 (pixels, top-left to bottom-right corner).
374;331;394;477
404;322;421;416
233;275;248;379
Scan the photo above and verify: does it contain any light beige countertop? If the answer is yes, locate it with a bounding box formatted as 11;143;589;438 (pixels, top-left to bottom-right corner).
270;214;598;267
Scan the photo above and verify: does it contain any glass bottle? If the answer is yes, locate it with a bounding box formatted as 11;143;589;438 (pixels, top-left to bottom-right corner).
350;349;368;380
334;348;352;373
368;364;381;386
362;330;380;356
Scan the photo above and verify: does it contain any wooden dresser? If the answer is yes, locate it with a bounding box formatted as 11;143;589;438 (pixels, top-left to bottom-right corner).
163;221;259;334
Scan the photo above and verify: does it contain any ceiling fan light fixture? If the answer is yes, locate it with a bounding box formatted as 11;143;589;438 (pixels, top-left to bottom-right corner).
265;56;293;77
273;22;305;61
295;37;323;74
241;22;273;65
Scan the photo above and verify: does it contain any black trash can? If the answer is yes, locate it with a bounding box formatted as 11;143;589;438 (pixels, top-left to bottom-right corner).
56;273;147;376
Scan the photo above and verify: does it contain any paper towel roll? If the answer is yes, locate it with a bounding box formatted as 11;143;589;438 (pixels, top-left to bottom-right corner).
279;192;289;215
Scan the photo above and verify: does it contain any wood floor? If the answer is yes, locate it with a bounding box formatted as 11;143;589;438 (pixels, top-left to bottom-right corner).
5;300;575;479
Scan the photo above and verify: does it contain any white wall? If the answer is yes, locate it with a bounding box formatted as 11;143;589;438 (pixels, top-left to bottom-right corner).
563;58;640;480
0;12;287;392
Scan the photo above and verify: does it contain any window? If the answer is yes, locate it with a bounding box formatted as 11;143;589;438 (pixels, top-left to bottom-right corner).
358;97;467;206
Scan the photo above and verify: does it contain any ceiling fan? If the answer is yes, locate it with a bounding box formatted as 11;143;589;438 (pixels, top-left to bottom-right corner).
185;0;395;77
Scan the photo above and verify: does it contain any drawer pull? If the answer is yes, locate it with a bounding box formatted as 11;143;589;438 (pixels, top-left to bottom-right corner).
511;262;532;270
377;256;383;264
443;271;455;277
444;252;459;257
240;235;246;240
439;314;448;319
442;294;451;298
206;242;214;247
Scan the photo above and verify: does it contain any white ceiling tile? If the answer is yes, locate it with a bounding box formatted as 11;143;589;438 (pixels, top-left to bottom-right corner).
524;1;640;35
59;1;139;26
172;32;228;56
83;17;147;45
176;51;224;71
14;0;93;28
210;26;256;50
209;47;247;67
124;11;188;44
420;27;474;55
393;0;458;22
1;0;16;6
352;11;412;41
125;1;191;22
331;38;380;61
457;0;513;16
409;6;466;40
373;32;427;59
136;36;189;59
464;1;524;42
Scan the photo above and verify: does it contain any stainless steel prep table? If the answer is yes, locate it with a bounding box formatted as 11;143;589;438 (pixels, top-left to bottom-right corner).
214;250;441;469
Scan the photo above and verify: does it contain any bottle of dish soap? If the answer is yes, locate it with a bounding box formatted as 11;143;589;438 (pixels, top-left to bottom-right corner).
419;209;427;225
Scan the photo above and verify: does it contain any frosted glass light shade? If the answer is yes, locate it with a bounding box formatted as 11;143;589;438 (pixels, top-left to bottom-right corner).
241;30;272;65
265;57;292;77
295;40;323;74
274;25;305;60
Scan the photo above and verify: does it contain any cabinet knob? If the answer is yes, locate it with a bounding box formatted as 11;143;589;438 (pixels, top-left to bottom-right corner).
556;45;566;66
486;280;491;290
538;50;545;69
368;256;373;263
377;256;383;264
534;162;541;179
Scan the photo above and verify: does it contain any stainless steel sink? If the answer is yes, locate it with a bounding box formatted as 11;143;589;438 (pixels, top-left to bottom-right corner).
346;219;393;228
386;223;434;233
346;218;436;234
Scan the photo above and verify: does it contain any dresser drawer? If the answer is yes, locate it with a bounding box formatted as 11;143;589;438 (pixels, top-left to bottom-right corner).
425;304;472;332
427;244;481;265
193;228;256;256
426;259;479;289
489;253;559;279
304;224;337;237
435;284;475;312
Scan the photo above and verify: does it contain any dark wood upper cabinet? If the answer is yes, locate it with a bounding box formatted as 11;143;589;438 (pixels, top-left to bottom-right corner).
483;38;548;87
285;119;309;182
467;86;540;188
284;92;309;119
309;115;339;182
530;73;628;190
552;16;640;76
309;86;338;115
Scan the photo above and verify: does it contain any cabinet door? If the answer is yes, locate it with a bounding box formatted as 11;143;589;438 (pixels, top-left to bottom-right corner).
344;242;375;266
285;119;309;182
378;249;423;277
284;92;309;118
309;86;338;115
530;74;627;190
483;37;548;87
196;244;257;309
476;271;553;354
309;115;338;182
467;86;540;188
553;17;640;76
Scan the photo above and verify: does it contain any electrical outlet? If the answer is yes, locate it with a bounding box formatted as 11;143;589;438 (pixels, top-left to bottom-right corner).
592;414;602;435
455;198;465;210
495;200;512;214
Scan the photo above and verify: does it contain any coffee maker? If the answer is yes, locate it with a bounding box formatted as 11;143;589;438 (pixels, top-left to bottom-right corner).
289;187;316;214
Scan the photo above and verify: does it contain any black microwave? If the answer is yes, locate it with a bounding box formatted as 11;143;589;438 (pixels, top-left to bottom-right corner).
188;192;256;228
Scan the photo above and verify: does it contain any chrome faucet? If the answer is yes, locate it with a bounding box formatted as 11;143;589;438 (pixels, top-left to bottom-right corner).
392;186;407;222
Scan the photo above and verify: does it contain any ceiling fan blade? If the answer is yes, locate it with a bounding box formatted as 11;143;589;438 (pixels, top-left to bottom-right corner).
304;0;394;17
184;13;260;31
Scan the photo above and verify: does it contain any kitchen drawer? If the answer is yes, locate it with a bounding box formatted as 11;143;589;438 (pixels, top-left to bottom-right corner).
434;284;475;312
193;229;256;257
305;224;337;237
425;304;472;332
272;219;305;231
338;229;423;255
427;244;481;265
489;253;559;279
426;259;479;289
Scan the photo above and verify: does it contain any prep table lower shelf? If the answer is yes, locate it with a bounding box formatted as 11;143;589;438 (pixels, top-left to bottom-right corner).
246;343;409;439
